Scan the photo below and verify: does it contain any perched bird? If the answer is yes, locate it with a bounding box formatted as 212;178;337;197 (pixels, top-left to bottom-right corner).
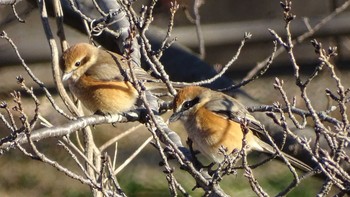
60;43;163;114
170;86;311;171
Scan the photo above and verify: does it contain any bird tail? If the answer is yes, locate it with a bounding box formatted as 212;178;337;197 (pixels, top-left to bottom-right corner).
257;139;312;172
144;81;185;92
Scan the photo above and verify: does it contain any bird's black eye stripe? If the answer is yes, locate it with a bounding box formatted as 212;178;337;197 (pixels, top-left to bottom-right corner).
182;97;200;110
75;56;88;67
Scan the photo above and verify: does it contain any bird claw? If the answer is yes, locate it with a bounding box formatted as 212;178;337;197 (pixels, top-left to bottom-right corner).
94;111;121;127
205;162;217;175
94;110;108;116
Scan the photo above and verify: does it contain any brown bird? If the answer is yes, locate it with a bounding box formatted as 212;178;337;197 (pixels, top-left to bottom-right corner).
170;86;311;171
60;43;164;114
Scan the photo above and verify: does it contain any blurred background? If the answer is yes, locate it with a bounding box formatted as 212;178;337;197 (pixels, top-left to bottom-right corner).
0;0;350;196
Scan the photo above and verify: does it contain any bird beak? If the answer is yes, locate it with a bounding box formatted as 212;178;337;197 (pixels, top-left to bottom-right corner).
169;111;182;122
62;71;73;82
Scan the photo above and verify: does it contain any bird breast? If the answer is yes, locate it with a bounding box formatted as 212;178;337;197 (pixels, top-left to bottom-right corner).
68;75;138;114
182;106;260;162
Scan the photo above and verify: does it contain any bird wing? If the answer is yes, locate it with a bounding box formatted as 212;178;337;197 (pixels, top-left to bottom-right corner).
85;50;157;82
205;94;312;172
86;63;126;81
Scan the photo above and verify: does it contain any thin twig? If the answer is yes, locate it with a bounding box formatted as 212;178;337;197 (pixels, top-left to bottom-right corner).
114;136;153;175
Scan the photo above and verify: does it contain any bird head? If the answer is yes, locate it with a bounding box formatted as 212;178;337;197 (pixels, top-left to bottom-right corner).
60;43;98;82
169;86;210;122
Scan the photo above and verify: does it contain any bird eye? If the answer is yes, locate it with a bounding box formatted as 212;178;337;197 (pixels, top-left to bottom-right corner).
75;61;81;67
182;97;199;110
183;101;191;110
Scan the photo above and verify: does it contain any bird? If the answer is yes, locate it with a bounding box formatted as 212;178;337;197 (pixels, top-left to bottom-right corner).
169;86;312;171
60;43;166;114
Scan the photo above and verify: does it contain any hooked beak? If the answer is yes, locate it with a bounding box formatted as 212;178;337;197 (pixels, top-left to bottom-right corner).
169;111;182;122
62;71;73;82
